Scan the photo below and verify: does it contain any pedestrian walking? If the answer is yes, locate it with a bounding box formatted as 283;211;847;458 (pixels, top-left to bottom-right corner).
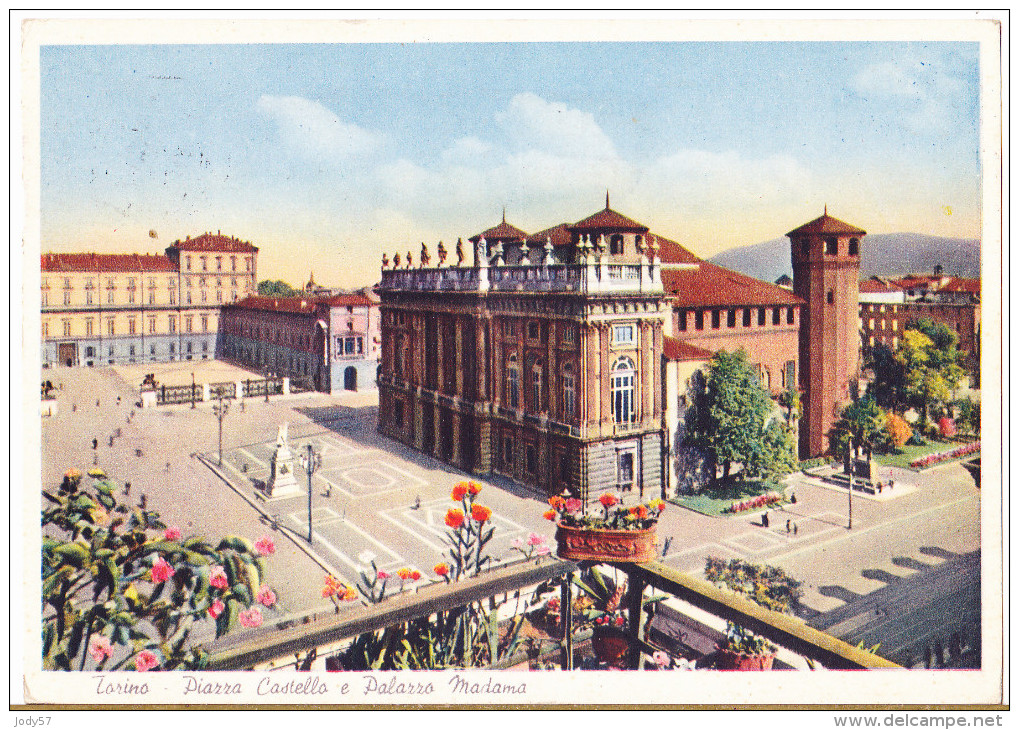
889;479;894;490
140;494;147;509
786;519;791;533
124;481;131;496
790;492;797;504
92;438;98;450
762;512;769;528
72;403;77;412
96;399;100;407
117;396;121;405
165;462;171;472
794;523;798;535
877;482;883;494
109;435;114;447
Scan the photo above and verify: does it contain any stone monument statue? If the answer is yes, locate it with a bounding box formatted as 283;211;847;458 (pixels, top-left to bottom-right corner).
266;421;301;498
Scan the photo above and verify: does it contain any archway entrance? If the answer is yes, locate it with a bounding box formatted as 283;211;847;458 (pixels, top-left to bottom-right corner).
344;366;357;391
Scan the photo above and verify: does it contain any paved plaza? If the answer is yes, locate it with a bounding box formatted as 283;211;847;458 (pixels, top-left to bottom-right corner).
38;361;984;661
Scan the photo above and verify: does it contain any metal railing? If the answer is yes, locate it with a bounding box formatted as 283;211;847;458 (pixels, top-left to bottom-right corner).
209;382;237;399
157;383;202;405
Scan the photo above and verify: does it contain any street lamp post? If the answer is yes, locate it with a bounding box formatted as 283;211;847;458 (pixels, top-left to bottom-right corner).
212;392;229;466
846;437;854;530
301;443;322;545
191;371;197;409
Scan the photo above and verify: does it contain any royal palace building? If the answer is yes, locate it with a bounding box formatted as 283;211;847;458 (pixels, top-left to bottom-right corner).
41;232;258;368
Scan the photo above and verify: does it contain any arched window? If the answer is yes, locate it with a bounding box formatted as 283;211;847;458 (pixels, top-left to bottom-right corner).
610;357;636;424
531;360;543;411
506;353;520;408
562;364;575;419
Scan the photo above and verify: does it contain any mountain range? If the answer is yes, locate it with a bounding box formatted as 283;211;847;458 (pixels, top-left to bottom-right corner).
708;233;982;284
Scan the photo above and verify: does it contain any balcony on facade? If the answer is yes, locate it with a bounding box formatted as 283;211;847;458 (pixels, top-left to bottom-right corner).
378;237;665;296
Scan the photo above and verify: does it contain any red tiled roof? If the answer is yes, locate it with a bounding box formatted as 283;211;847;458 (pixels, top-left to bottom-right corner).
169;232;259;253
786;212;866;237
858;277;903;293
527;223;572;248
941;278;980;294
321;293;377;308
663;261;804;307
569;206;649;233
468;218;528;244
663;336;714;362
655;234;700;265
227;295;325;315
41;253;177;273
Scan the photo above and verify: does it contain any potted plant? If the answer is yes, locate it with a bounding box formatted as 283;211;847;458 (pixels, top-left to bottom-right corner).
573;568;630;668
716;622;777;671
545;493;664;563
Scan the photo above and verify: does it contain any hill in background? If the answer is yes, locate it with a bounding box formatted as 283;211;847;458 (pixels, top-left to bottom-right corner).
708;233;981;283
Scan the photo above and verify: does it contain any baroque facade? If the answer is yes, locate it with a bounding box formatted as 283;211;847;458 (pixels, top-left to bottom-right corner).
40;232;258;368
377;203;668;499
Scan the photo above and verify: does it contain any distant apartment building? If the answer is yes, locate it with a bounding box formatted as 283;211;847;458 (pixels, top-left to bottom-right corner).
858;273;981;374
217;292;380;393
40;232;258;367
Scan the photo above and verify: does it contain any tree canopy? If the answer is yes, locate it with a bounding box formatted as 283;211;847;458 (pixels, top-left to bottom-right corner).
257;279;300;298
831;395;888;458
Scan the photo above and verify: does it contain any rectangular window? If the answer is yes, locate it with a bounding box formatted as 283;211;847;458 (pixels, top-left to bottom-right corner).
525;444;537;475
201;315;209;332
107;292;115;305
201;291;207;303
711;310;720;329
200;256;207;271
169;290;176;305
168;315;176;334
106;319;115;336
773;307;781;325
758;308;766;326
617;451;635;490
63;291;71;305
62;319;71;337
85;346;94;358
127;277;135;289
787;306;795;324
149;291;155;304
216;256;222;271
531;366;541;409
128;291;135;304
527;321;540;340
128;318;136;335
563;370;575;419
186;256;192;271
186;342;193;354
676;310;687;332
231;256;237;272
245;258;251;271
185;316;193;333
42;292;48;307
129;345;135;357
345;337;356;355
785;361;796;389
148;317;156;334
727;309;736;328
612;324;635;345
86;291;93;305
743;308;752;327
503;320;516;337
85;319;93;336
563;324;576;343
502;437;514;467
695;310;704;330
394;399;404;427
202;342;208;353
169;342;176;354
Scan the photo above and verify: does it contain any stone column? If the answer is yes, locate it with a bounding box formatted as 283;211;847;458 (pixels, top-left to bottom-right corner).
599;322;611;427
476;318;488;401
435;314;444;395
640;321;651;424
584;322;598;429
451;410;462;466
454;316;464;398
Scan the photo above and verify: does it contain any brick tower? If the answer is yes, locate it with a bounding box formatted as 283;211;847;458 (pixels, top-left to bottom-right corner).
787;209;866;458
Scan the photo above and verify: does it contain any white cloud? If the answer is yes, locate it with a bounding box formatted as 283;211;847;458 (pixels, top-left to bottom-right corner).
440;136;494;166
852;56;972;134
495;92;618;160
256;95;383;158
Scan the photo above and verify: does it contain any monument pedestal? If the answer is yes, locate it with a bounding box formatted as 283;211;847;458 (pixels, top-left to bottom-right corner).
258;422;304;500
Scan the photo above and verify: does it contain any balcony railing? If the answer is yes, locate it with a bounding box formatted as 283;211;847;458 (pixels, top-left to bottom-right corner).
205;557;897;672
378;261;664;295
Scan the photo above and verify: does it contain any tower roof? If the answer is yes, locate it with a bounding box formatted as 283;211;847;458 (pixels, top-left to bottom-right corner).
569;205;649;233
468;212;528;244
786;211;866;237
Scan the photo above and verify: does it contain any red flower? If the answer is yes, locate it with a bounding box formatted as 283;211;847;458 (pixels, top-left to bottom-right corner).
150;557;175;584
614;615;625;627
434;563;449;577
257;586;277;607
548;496;566;511
468;481;482;495
163;526;182;541
543;509;556;521
254;535;276;556
451;482;468;501
134;650;159;672
397;568;411;580
209;565;228;590
208;598;225;618
445;508;465;529
471;504;493;523
239;607;263;628
599;493;619;508
410;570;422;581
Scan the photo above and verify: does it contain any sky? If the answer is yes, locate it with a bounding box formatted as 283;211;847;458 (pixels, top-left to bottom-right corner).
38;39;983;289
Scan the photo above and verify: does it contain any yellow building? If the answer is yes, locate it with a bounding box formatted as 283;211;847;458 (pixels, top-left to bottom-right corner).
41;233;258;367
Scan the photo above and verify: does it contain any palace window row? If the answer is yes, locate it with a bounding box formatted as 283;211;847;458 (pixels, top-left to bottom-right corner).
677;306;796;332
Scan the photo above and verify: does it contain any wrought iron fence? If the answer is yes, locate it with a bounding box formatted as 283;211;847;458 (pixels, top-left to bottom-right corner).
241;378;283;398
209;382;237;399
157;383;202;405
289;376;316;394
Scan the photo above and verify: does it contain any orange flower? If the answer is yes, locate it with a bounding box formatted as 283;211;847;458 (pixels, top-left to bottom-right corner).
543;509;557;521
410;570;422;581
629;505;648;519
434;563;449;577
548;496;566;511
468;481;482;495
599;493;619;508
451;482;468;501
445;508;465;529
397;568;411;580
471;504;493;523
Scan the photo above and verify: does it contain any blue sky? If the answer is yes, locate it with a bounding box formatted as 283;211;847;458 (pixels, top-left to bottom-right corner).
39;41;982;288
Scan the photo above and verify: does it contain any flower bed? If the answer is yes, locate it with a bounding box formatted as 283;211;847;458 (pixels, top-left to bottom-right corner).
910;441;980;470
723;491;782;515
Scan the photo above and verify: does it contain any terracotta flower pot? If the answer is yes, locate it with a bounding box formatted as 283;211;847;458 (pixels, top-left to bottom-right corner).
592;628;629;668
716;648;776;671
555;523;657;563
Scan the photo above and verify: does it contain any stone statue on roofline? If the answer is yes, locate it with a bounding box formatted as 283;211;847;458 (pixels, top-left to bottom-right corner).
437;240;447;266
407;251;413;269
381;252;389;269
420;242;430;267
393;252;401;268
456;238;465;267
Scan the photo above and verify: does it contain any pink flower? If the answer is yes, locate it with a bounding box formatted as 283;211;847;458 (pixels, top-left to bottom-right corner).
209;565;229;590
257;586;277;607
239;607;264;628
511;538;524;549
614;615;625;627
254;535;276;556
150;557;175;584
653;650;671;668
565;498;583;514
208;598;225;618
376;570;390;581
88;634;114;663
527;532;546;546
164;526;182;541
134;650;159;672
534;544;551;556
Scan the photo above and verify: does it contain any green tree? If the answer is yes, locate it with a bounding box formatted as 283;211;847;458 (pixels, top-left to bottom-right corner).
257;279;299;298
42;469;277;671
955;396;981;437
832;395;889;459
696;349;774;483
865;342;905;411
897;319;967;429
752;420;799;482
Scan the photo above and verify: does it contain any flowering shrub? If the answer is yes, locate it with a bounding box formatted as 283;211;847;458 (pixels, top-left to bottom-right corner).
441;481;496;581
510;532;551;561
322;574;358;611
723;491;782;515
544;493;664;531
910;441;980;469
886;413;912;448
42;468;276;671
938;417;957;438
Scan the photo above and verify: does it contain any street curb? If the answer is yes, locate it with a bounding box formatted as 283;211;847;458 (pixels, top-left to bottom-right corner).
195;453;339;577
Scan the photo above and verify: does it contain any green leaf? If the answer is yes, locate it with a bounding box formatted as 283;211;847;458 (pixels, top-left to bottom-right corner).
52;543;89;568
217;535;255;554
